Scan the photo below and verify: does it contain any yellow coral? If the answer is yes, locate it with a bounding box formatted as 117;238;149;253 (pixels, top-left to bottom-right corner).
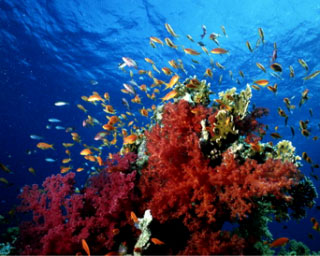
211;110;238;144
218;84;252;119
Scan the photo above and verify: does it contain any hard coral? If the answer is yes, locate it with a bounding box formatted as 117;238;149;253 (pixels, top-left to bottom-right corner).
18;170;137;255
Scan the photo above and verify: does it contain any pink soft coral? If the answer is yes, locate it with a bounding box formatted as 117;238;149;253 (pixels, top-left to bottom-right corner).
18;170;137;255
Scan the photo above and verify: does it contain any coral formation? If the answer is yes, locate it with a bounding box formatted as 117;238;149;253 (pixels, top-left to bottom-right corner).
17;84;317;255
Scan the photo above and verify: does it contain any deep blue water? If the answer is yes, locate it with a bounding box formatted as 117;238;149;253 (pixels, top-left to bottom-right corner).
1;0;320;252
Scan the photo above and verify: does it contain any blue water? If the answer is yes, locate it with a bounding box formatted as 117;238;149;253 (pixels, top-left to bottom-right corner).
1;0;320;253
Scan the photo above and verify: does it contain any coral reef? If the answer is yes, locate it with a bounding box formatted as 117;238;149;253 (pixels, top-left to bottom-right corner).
17;84;317;255
18;169;137;255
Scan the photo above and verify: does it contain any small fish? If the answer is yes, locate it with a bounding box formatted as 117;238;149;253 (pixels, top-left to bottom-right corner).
221;25;227;37
165;23;178;37
168;59;178;69
271;46;277;62
254;79;269;86
122;83;136;95
239;70;245;78
270;63;282;72
48;118;61;123
289;65;295;78
37;142;54;150
267;83;277;93
76;167;84;172
45;158;56;162
121;98;130;110
149;36;163;45
77;104;87;113
161;67;172;75
28;167;36;175
200;25;207;39
303;70;320;80
251;84;260;90
164;37;178;49
270;132;282;139
30;134;43;140
123;134;138;145
258;28;265;43
88;94;104;102
186;34;194;42
55;126;65;130
62;158;72;164
161;90;178;101
269;237;289;248
80;148;93;156
246;41;253;52
0;163;12;173
209;33;220;45
131;211;139;223
54;101;69;106
219;74;223;85
211;48;228;54
298;59;308;71
151;238;165;245
204;68;213;78
301;129;310;137
0;177;9;185
81;239;90;256
216;62;225;70
165;74;180;90
256;63;266;72
184;48;201;56
121;57;138;69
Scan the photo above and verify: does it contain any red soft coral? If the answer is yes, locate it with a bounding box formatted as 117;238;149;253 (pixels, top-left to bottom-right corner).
139;99;301;254
18;170;137;255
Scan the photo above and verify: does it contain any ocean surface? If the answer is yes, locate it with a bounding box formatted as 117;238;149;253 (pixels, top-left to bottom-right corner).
1;0;320;253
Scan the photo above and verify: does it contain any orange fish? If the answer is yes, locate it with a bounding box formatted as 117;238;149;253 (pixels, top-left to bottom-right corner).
88;94;104;102
81;239;91;256
162;67;173;75
184;48;201;56
37;142;54;150
131;94;141;104
204;68;213;78
104;105;116;114
62;143;74;148
269;237;289;248
164;37;178;49
139;108;149;117
211;48;228;54
161;90;178;101
123;134;138;145
130;211;139;223
150;36;163;45
168;59;178;69
151;238;165;245
103;124;116;131
267;83;277;93
62;158;72;164
254;79;269;86
165;74;179;90
107;116;120;126
85;155;96;162
80;148;93;156
144;57;154;64
96;156;103;166
139;84;147;92
60;166;72;174
104;92;110;101
164;23;178;37
76;167;84;172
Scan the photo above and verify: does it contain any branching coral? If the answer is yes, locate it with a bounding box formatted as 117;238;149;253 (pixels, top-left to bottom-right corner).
138;97;314;254
18;170;137;255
